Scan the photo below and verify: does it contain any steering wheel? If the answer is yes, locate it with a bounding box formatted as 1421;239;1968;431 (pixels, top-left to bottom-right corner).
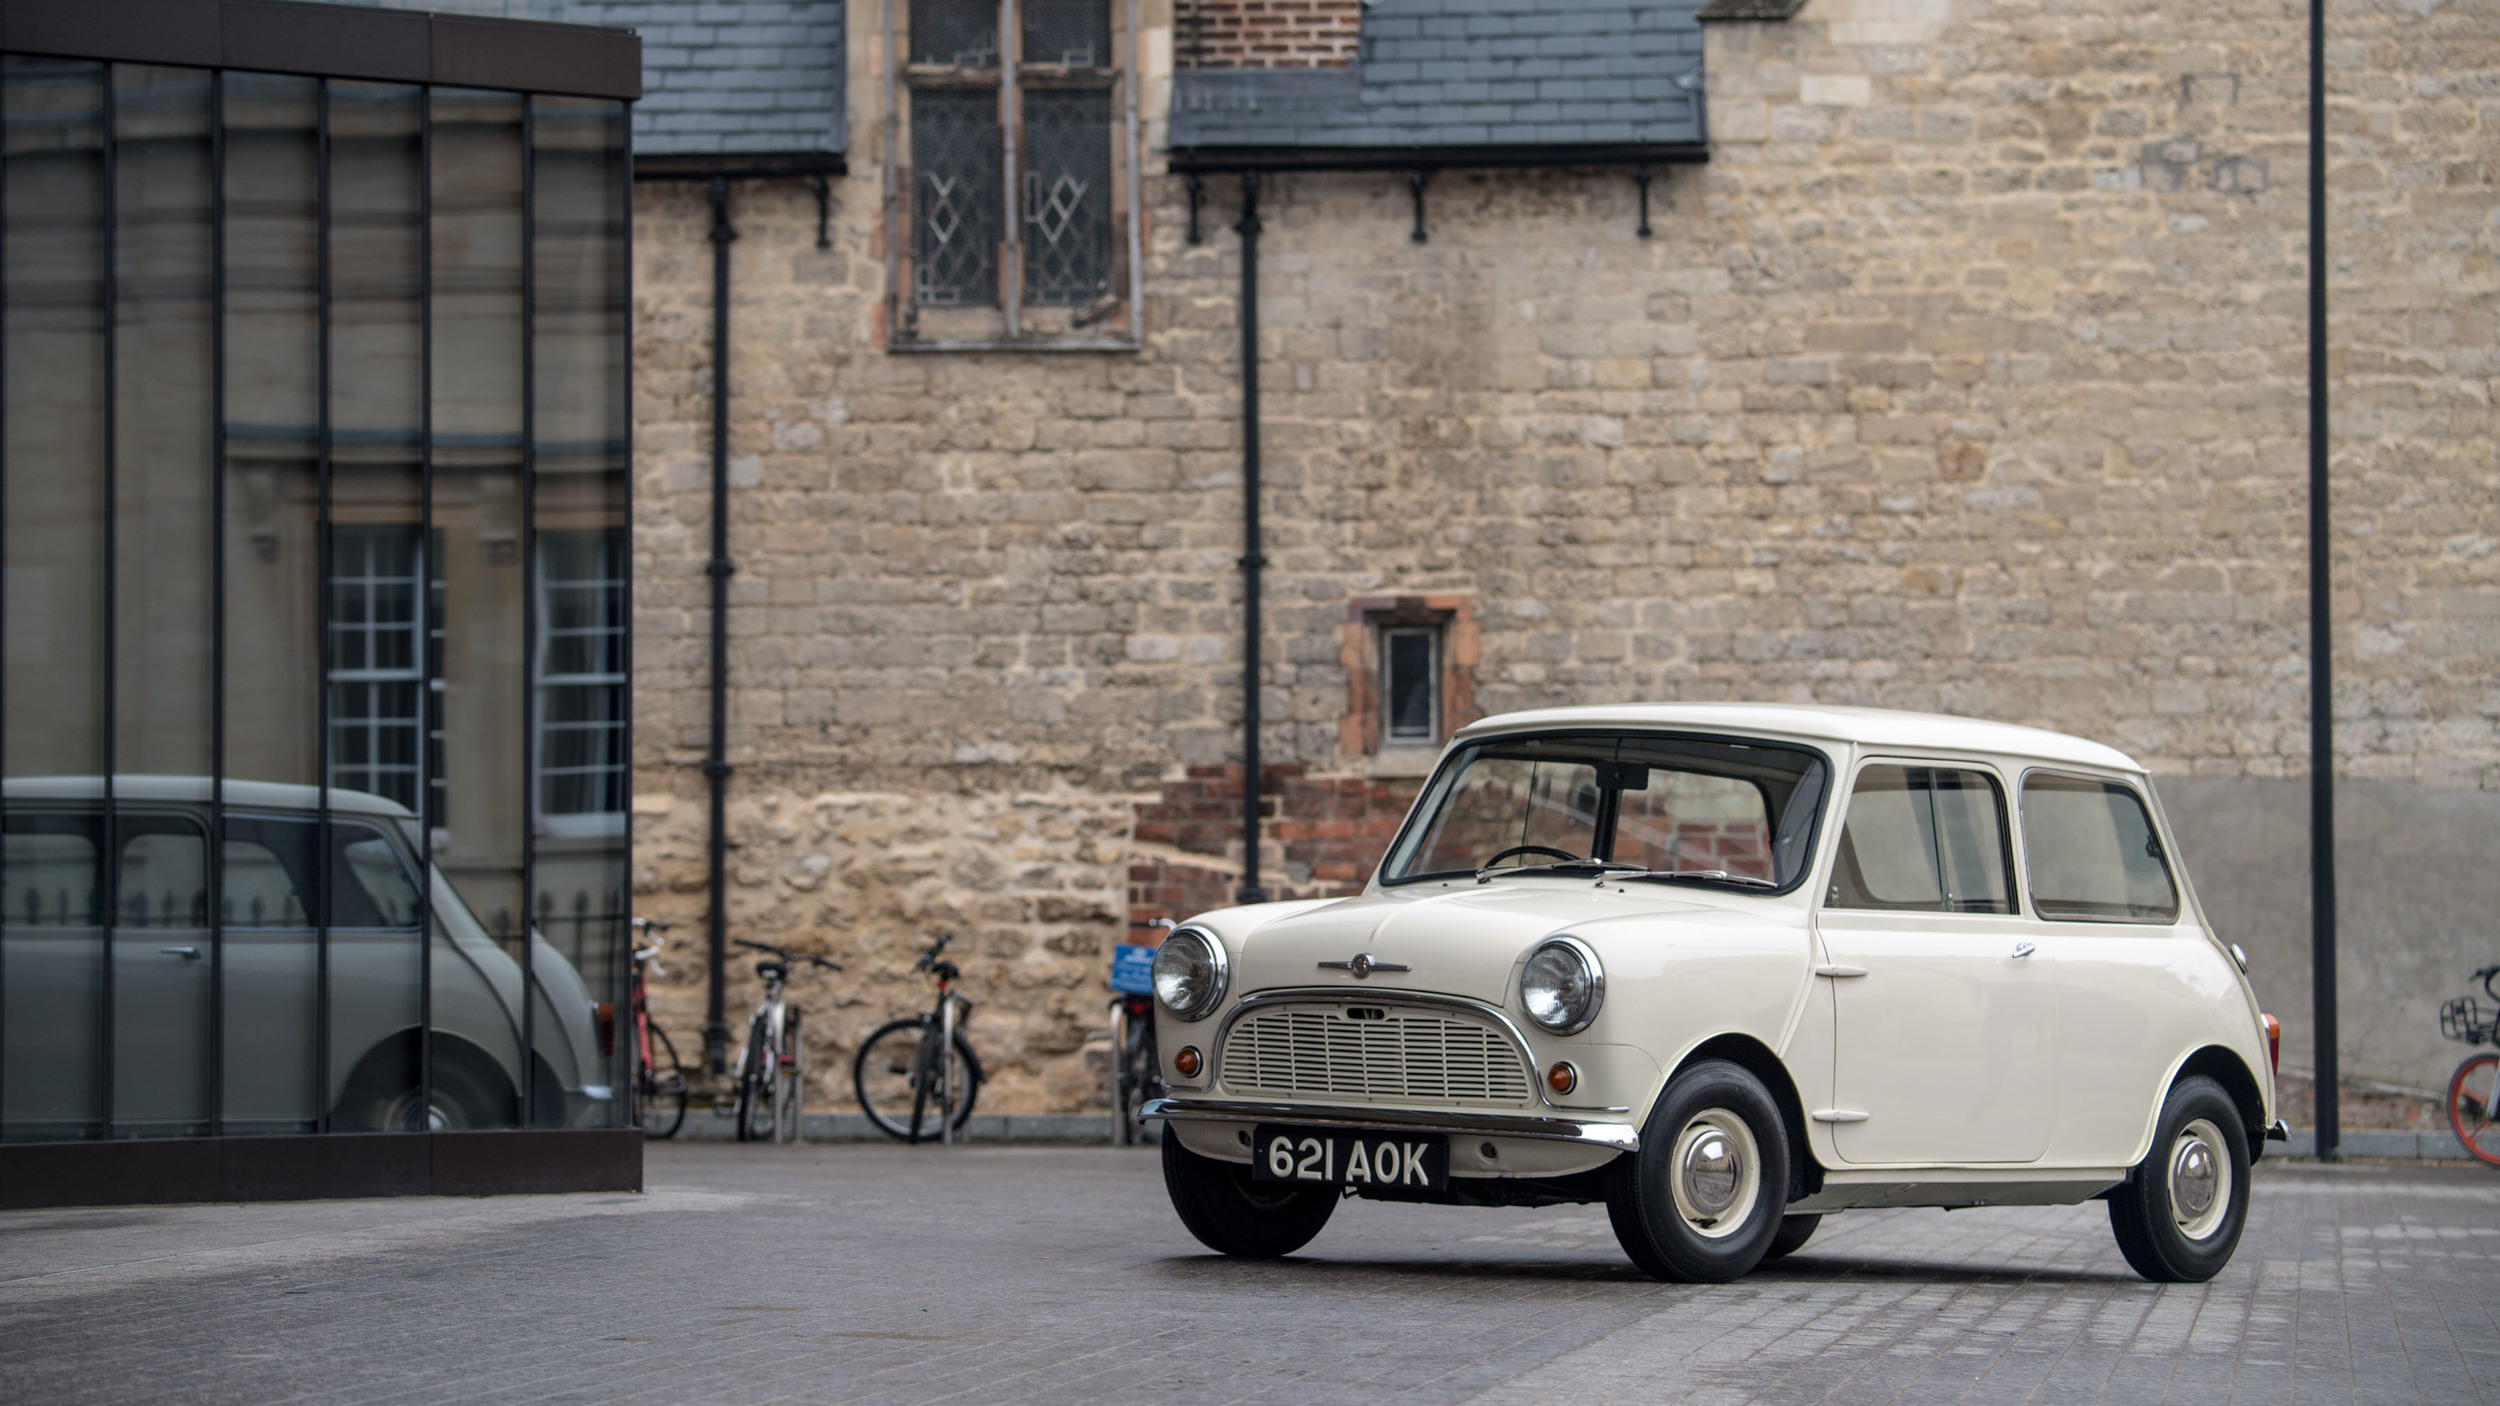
1480;844;1583;870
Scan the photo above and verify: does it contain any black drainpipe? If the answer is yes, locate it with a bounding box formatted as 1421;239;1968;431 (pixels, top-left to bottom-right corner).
702;176;737;1073
1235;171;1268;906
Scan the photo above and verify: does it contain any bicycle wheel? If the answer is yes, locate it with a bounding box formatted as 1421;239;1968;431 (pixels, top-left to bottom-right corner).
2448;1053;2500;1166
735;1012;777;1142
853;1018;984;1142
640;1020;689;1140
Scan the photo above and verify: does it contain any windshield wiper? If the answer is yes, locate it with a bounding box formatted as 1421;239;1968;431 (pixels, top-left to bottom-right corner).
1474;858;1647;884
1623;868;1780;891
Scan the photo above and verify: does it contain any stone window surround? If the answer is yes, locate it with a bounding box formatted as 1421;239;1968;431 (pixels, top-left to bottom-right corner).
882;0;1148;352
1339;594;1478;772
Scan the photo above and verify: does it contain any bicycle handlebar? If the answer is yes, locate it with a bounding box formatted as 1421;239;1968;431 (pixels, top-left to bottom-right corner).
733;937;843;972
2477;963;2500;1002
915;933;953;971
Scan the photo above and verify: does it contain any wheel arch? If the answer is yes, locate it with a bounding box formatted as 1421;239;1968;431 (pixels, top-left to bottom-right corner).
1669;1032;1823;1201
2173;1044;2268;1163
334;1028;520;1126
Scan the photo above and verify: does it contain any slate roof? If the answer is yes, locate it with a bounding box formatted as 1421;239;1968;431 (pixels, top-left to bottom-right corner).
307;0;847;168
571;0;845;165
1167;0;1706;169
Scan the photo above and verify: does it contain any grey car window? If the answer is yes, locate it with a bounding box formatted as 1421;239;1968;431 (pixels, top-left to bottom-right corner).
4;822;98;927
1828;765;2014;914
2021;773;2180;923
223;814;421;930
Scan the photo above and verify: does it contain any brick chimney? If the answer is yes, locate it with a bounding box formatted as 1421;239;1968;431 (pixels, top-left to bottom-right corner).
1178;0;1364;69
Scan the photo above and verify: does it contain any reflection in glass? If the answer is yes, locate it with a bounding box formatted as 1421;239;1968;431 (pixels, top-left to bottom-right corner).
326;79;426;1130
2;58;108;1140
531;95;630;1126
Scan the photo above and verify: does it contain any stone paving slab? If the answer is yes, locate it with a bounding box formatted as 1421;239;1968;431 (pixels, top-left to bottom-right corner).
1;1145;2494;1403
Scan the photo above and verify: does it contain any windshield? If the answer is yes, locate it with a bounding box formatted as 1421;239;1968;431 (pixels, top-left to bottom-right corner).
1381;731;1831;890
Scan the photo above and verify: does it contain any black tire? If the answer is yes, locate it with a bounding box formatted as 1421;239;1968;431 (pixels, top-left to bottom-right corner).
734;1012;775;1143
853;1017;984;1142
1117;1019;1162;1146
640;1021;689;1140
1605;1059;1792;1283
1160;1132;1336;1258
1761;1213;1821;1262
2107;1074;2250;1283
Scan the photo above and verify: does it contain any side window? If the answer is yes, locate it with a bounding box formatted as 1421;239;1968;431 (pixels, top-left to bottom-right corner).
3;814;100;928
118;819;209;929
223;815;422;930
2021;773;2181;923
1827;764;2014;914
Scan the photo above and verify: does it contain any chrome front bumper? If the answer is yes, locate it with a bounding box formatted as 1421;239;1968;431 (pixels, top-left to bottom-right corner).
1141;1096;1641;1152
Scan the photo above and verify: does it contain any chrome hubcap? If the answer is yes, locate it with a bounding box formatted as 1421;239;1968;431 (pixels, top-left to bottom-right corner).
1681;1130;1739;1216
2168;1118;2233;1241
1667;1108;1761;1240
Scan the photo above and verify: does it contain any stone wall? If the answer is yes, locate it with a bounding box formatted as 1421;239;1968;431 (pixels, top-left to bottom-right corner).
631;0;2499;1113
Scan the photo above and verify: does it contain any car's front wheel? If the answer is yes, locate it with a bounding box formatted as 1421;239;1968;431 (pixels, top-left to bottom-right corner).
2107;1074;2250;1282
1606;1059;1792;1282
1161;1133;1336;1258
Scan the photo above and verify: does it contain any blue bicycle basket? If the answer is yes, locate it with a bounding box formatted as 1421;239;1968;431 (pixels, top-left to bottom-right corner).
1110;943;1158;995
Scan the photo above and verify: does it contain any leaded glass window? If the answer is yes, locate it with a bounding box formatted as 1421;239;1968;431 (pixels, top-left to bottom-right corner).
893;0;1137;346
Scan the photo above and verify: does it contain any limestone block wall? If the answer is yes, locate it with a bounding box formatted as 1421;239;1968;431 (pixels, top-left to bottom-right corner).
630;0;2498;1112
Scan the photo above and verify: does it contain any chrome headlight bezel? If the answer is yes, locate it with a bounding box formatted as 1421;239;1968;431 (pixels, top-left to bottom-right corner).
1521;935;1604;1036
1151;925;1229;1022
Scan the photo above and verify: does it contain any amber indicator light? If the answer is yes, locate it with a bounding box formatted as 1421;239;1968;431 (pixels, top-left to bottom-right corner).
1174;1046;1203;1078
1546;1061;1577;1095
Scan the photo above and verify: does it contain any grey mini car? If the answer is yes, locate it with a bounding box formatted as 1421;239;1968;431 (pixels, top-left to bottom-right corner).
1;776;610;1137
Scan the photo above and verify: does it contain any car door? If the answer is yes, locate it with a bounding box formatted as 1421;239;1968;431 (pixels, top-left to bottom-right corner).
1816;759;2056;1164
2019;770;2226;1164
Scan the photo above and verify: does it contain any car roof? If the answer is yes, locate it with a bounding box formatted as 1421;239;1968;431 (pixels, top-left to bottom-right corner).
1452;703;2144;774
0;775;417;819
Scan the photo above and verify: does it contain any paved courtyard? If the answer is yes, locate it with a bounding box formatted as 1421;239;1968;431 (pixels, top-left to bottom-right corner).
1;1141;2494;1403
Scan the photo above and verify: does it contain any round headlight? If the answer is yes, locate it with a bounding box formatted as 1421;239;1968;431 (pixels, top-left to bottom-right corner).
1151;926;1228;1021
1522;938;1602;1035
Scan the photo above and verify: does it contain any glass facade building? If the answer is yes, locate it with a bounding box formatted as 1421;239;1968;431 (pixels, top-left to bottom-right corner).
0;6;634;1161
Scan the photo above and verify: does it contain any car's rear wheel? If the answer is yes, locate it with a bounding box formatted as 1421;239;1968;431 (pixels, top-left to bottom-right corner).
2107;1074;2250;1282
1761;1213;1822;1262
1606;1059;1791;1283
1161;1133;1336;1259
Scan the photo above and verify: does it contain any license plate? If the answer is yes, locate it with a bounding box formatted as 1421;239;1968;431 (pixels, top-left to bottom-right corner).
1250;1124;1448;1192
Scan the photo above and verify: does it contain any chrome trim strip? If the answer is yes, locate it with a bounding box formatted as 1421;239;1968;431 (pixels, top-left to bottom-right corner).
1142;1096;1640;1152
1207;987;1545;1104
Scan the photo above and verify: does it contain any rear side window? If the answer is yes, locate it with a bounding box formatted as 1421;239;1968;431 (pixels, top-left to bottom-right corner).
2021;773;2180;923
1826;764;2014;914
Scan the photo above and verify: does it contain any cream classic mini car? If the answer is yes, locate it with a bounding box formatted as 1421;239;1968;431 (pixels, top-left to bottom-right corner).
1145;704;2285;1284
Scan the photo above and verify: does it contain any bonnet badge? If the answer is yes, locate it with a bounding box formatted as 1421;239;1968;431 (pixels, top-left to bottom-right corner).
1318;952;1411;980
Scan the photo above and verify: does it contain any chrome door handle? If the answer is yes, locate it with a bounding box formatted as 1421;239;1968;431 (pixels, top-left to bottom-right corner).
2011;942;2036;960
160;946;202;960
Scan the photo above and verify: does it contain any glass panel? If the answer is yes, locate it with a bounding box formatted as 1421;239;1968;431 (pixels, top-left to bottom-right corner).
2022;774;2181;923
1828;765;2013;914
2;57;109;1141
327;79;426;1130
220;811;317;1130
1407;756;1602;876
430;87;526;1127
1613;773;1774;882
913;0;1001;67
912;88;1001;309
220;71;322;1132
1024;0;1110;67
1383;628;1434;742
530;95;629;1128
1020;88;1111;307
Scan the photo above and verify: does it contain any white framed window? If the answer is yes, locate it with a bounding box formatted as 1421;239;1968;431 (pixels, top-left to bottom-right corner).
534;529;628;838
329;526;428;814
887;0;1144;349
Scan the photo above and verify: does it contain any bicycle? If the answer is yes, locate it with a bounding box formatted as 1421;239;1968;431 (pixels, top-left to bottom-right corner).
852;934;984;1144
628;918;691;1140
731;938;842;1144
1109;919;1170;1145
2439;964;2500;1167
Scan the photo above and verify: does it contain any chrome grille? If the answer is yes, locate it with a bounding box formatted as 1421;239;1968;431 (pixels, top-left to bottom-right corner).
1218;1004;1534;1106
